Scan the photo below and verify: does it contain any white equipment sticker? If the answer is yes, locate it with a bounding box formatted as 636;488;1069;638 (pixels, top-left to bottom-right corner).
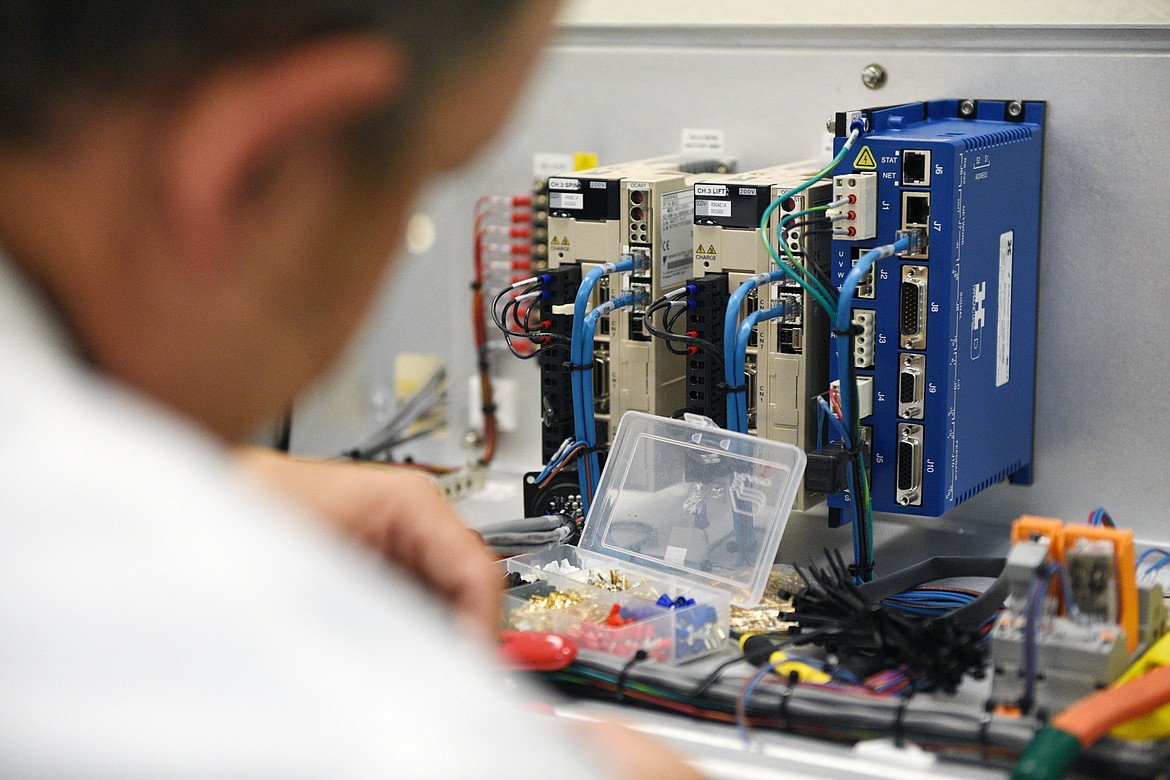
549;192;583;210
695;199;732;218
996;230;1014;387
532;152;574;178
681;128;725;154
659;189;695;288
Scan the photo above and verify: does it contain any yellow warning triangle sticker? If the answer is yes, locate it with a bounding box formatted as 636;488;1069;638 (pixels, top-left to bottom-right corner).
707;245;717;255
853;146;877;170
551;236;561;247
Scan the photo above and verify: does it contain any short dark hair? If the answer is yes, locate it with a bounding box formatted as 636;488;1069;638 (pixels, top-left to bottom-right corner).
0;1;525;143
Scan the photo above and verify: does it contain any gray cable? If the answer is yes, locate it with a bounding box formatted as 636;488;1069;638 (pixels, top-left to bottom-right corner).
563;650;1168;775
478;514;571;536
352;369;447;459
482;528;571;547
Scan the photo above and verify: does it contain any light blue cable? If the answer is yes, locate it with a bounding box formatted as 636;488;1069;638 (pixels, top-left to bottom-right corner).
723;270;788;433
832;235;910;581
730;302;789;433
572;290;637;510
818;396;861;568
1137;548;1170;572
737;661;781;745
817;396;849;443
569;260;635;510
534;440;584;484
834;237;910;437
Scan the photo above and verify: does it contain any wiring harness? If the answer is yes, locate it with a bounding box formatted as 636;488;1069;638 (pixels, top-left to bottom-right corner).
568;258;642;511
476;513;578;556
472;194;533;464
541;649;1168;778
343;367;448;465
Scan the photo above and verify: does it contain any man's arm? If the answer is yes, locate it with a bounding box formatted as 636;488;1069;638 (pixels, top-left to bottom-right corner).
235;448;708;780
235;447;501;638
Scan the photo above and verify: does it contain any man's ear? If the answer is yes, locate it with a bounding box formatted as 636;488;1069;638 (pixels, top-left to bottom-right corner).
160;36;408;272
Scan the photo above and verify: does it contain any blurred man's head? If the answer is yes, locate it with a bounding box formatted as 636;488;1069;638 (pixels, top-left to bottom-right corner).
0;1;556;438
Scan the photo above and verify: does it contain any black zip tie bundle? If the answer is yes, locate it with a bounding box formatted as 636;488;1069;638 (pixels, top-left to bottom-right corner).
566;361;594;373
830;324;862;337
784;551;1007;694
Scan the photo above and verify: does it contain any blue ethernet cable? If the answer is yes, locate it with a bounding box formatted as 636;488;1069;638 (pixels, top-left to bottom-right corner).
723;269;788;433
818;396;863;571
832;234;912;581
719;299;793;560
835;236;910;438
730;302;789;435
569;269;637;511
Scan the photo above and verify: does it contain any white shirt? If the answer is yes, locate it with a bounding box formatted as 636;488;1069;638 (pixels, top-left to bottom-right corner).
0;255;606;779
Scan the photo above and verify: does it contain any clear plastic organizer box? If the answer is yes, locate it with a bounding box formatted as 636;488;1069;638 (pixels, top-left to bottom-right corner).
504;412;806;664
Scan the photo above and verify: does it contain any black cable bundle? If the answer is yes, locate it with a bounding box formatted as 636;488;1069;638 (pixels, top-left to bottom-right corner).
783;550;1007;694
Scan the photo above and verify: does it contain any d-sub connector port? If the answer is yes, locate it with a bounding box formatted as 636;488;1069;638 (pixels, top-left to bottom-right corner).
900;266;927;350
896;424;923;507
852;309;875;369
898;353;925;420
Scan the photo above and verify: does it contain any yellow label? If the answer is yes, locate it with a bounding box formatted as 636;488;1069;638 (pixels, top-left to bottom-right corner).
572;152;598;170
853;146;877;170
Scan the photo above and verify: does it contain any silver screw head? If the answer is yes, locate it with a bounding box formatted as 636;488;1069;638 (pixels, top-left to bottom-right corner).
1007;100;1024;117
959;99;976;117
861;63;888;90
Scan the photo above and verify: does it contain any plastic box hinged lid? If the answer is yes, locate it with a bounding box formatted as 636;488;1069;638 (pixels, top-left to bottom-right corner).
579;412;806;607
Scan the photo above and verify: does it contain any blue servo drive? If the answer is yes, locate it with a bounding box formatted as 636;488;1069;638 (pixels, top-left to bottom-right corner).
827;99;1045;518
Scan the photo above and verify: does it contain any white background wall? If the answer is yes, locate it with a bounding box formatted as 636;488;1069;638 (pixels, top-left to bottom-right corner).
560;0;1170;25
291;12;1170;548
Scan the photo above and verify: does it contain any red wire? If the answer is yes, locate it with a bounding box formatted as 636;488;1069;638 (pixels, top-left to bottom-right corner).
471;197;538;464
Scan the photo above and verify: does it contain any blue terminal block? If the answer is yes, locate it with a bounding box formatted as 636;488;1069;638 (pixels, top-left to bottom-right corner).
827;99;1045;518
